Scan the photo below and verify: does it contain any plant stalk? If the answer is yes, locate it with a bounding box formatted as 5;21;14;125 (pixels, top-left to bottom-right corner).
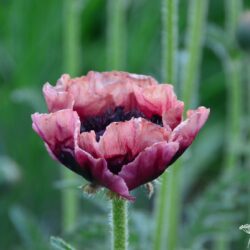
182;0;209;110
215;1;243;249
154;1;178;250
247;56;250;222
62;0;81;232
107;1;127;250
154;1;208;250
111;198;128;250
107;0;126;70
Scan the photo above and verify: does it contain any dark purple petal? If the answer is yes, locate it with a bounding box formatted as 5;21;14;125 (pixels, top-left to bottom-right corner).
119;142;179;190
31;110;93;181
75;145;134;201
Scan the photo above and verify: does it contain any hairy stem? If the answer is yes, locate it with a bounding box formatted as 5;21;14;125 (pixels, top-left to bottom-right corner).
107;2;127;250
154;1;178;250
111;198;128;250
107;0;126;70
247;56;250;222
182;0;209;110
225;0;243;46
161;0;178;84
154;1;208;250
216;1;243;249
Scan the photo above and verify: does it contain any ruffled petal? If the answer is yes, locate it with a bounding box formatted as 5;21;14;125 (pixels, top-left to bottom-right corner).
78;131;102;158
170;106;210;155
75;145;134;201
99;118;170;160
31;109;93;181
42;71;159;119
133;84;184;130
31;109;79;154
119;142;179;190
43;80;74;113
86;71;157;88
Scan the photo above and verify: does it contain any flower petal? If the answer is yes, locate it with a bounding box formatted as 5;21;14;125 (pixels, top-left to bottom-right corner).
71;71;158;118
31;109;92;181
78;131;102;158
43;79;74;113
119;142;179;190
133;84;184;130
75;146;135;201
42;71;159;119
99;118;170;160
31;109;79;153
170;106;210;155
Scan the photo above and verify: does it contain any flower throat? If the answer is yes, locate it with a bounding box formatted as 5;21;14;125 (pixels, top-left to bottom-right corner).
80;106;163;141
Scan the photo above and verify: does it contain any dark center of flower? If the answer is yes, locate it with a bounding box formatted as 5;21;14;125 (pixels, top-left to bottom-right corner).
79;106;163;175
80;106;163;141
59;150;93;182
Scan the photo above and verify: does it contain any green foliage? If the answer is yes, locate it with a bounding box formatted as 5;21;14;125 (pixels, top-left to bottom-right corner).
0;156;21;186
0;0;250;249
181;168;250;249
50;237;76;250
9;206;50;250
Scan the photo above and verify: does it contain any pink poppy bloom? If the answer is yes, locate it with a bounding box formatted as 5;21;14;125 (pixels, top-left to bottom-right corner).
31;71;209;201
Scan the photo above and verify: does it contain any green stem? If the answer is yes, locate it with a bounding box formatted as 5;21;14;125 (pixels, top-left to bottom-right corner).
154;170;168;250
224;58;242;170
154;1;178;250
182;0;209;109
161;0;178;84
247;56;250;222
154;1;208;250
216;58;243;250
62;0;81;232
106;2;127;249
154;162;182;250
216;1;243;249
111;198;128;250
107;0;126;70
225;0;243;46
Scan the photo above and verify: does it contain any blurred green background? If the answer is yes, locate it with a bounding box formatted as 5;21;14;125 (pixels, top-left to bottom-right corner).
0;0;250;249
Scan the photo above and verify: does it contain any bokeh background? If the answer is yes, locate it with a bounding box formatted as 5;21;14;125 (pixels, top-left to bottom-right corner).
0;0;250;249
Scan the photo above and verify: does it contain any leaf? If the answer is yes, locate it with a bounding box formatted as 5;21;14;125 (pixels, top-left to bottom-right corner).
9;206;50;250
205;24;230;61
181;168;250;249
10;87;46;111
0;156;21;186
50;237;76;250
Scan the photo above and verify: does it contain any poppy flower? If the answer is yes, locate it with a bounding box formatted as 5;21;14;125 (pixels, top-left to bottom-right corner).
31;71;209;201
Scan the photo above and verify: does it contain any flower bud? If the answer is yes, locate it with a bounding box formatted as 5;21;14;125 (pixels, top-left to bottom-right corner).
236;11;250;52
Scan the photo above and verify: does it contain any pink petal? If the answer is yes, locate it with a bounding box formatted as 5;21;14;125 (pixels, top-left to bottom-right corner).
75;145;134;201
70;71;158;118
31;109;80;154
99;118;170;160
119;142;179;190
170;106;210;155
133;84;184;130
42;71;159;119
32;109;95;181
43;79;74;113
86;71;158;88
78;131;102;158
